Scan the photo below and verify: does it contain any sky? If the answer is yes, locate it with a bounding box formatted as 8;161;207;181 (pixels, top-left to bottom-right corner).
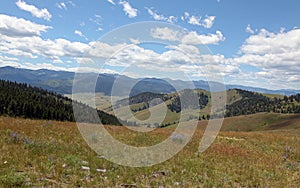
0;0;300;90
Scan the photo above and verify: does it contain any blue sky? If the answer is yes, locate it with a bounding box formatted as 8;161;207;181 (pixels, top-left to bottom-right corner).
0;0;300;90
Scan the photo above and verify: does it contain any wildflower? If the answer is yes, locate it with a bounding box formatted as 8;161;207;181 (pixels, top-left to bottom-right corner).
23;137;31;145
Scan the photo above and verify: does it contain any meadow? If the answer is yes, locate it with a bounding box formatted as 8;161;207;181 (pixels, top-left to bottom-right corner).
0;114;299;187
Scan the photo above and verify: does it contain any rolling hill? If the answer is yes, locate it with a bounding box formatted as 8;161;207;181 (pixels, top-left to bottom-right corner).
104;88;300;127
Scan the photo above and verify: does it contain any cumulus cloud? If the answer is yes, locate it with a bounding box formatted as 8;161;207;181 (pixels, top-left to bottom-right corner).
88;41;128;58
240;28;300;55
148;27;300;89
151;27;225;45
0;15;130;61
0;34;90;60
167;44;200;56
0;14;230;80
146;7;176;23
151;27;182;42
231;28;300;88
181;30;225;45
104;42;236;80
119;1;137;18
0;14;51;37
201;16;216;29
184;13;216;28
106;44;192;72
16;0;52;21
188;15;201;26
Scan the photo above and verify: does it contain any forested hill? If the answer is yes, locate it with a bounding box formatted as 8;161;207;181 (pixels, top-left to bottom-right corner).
0;80;121;125
225;89;300;117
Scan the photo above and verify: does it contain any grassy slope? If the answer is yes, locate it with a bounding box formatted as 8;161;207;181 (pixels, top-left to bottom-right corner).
108;89;212;125
220;113;300;131
262;93;285;99
65;93;124;111
116;89;241;125
0;115;299;187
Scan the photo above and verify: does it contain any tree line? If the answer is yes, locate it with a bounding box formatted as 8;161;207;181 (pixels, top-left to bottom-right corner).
0;80;121;125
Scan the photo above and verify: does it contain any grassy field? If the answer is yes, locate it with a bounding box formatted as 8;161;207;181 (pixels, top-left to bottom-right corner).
0;114;299;187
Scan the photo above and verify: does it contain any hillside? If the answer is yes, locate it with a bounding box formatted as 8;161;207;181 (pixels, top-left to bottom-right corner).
226;89;300;117
197;113;300;132
0;116;299;187
105;89;300;127
0;80;121;125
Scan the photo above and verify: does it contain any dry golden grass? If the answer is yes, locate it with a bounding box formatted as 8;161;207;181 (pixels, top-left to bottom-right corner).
0;115;299;187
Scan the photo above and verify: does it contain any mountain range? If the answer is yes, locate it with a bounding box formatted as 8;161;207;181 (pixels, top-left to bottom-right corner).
0;66;299;96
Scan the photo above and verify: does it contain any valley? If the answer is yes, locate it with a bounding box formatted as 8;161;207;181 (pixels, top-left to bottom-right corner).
0;68;300;187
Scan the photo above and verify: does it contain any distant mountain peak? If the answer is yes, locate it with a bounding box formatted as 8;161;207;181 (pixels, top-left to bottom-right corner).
0;66;299;96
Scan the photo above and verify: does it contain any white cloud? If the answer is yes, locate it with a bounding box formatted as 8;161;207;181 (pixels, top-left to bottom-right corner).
151;27;182;42
0;15;130;61
167;44;200;56
119;1;137;18
88;41;128;58
106;44;192;71
74;30;83;36
22;62;69;71
56;1;75;10
0;14;227;80
0;14;51;37
201;16;216;29
0;55;20;68
185;13;216;28
129;38;140;44
230;28;300;89
107;0;116;5
188;15;201;26
181;12;190;21
0;34;90;60
56;2;67;10
104;42;237;80
146;7;176;23
246;24;255;34
74;30;88;40
240;28;300;55
151;27;225;45
75;57;95;64
181;30;225;45
1;61;115;73
16;0;52;21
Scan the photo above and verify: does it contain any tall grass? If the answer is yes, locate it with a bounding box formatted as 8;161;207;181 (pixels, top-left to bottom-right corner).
0;116;299;187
